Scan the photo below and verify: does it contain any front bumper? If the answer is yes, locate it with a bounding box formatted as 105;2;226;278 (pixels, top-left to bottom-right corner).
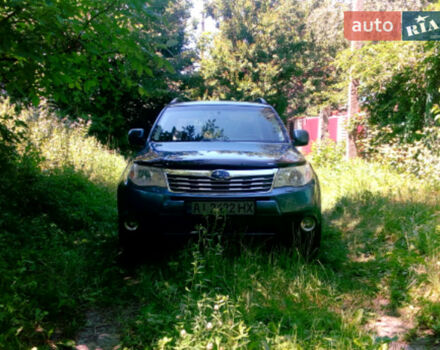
117;179;321;237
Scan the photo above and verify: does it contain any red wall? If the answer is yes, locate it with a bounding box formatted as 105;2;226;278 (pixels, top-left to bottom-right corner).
292;114;345;155
299;117;319;154
328;117;338;142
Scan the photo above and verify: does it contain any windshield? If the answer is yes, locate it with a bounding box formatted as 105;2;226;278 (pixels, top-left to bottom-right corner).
150;105;288;142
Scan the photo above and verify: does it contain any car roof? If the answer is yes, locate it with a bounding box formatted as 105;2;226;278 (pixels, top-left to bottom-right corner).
167;101;269;108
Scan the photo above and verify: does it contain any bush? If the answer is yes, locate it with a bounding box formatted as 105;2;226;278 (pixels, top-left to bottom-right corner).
356;123;440;186
309;139;345;168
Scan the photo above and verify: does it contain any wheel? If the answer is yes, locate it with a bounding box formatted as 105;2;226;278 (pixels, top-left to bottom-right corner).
281;220;321;259
118;217;139;254
118;216;166;259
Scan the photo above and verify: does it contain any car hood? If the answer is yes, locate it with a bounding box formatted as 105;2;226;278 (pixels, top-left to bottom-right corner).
134;142;306;169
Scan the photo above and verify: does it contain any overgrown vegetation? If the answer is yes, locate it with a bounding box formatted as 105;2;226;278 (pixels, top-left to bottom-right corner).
0;102;126;348
0;0;194;150
1;104;439;349
1;0;440;348
335;3;440;182
197;0;350;117
309;139;345;168
2;0;438;147
357;123;440;185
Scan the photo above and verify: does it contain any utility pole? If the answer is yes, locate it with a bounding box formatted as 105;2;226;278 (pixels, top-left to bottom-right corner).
346;0;363;159
200;0;206;61
201;0;205;33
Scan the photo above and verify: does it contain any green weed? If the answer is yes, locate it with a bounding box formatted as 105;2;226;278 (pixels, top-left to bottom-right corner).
1;102;439;349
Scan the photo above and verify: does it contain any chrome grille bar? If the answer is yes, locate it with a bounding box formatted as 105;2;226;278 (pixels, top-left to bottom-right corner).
165;169;276;193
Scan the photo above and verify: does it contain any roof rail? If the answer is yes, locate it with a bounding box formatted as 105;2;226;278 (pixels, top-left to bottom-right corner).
169;97;181;104
170;97;191;104
254;97;268;104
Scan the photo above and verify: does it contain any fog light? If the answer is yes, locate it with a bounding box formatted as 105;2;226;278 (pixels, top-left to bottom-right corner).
124;220;139;231
300;216;316;232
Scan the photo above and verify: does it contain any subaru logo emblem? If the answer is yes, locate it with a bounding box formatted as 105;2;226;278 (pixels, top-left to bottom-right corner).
211;169;230;181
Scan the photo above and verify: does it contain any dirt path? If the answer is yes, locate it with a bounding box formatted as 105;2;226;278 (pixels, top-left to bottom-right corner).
367;300;440;350
75;310;120;350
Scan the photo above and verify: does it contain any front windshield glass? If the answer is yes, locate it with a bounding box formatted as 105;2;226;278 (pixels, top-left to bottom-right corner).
151;105;288;142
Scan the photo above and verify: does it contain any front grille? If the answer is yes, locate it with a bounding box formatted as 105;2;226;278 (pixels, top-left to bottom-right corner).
166;172;275;193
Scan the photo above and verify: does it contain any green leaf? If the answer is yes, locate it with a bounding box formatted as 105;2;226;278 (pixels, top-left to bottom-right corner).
84;79;97;93
31;95;40;107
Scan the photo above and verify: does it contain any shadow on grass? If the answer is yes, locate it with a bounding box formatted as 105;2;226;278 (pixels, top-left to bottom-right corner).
320;189;439;312
0;162;127;348
222;188;438;346
102;186;439;348
115;188;439;347
3;155;438;348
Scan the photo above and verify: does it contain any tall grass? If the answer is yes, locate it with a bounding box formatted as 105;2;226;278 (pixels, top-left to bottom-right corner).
0;101;126;348
119;159;439;349
0;99;126;185
0;102;439;349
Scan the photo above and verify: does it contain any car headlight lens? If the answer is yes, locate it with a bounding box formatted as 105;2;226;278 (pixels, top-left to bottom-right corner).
274;164;313;187
126;163;167;187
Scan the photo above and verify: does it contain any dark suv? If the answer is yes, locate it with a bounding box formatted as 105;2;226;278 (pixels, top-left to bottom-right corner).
117;99;321;255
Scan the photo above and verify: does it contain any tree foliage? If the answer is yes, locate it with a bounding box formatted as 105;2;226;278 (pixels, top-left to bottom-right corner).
198;0;345;118
2;0;440;146
333;0;439;138
0;0;193;149
336;39;440;140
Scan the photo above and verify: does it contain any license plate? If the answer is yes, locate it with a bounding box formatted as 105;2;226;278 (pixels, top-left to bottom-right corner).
190;201;255;215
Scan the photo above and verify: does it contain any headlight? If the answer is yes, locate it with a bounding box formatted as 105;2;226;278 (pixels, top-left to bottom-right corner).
274;164;313;188
125;163;167;187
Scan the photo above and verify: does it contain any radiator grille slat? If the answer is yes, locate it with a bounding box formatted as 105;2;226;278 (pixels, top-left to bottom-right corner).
166;173;274;193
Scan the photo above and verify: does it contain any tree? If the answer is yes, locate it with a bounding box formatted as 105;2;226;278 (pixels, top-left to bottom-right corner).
198;0;308;117
336;35;440;141
197;0;351;119
0;0;193;149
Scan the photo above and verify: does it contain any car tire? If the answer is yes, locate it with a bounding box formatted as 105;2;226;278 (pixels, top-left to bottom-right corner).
118;217;164;257
281;221;321;259
118;220;138;254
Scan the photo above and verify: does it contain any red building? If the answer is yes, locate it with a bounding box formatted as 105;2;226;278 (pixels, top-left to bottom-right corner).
287;110;348;155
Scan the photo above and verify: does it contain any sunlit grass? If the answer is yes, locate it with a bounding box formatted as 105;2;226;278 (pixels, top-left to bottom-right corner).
1;102;439;348
0;102;126;348
123;159;439;348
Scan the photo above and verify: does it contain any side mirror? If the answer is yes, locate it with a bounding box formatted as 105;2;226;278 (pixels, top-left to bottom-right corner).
292;129;309;146
128;128;146;147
